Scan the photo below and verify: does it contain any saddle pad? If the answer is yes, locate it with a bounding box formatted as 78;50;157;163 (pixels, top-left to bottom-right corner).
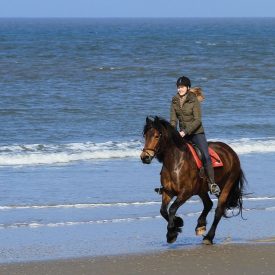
186;143;223;169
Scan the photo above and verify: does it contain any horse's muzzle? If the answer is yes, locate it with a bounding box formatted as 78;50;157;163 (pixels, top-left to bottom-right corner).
140;152;153;164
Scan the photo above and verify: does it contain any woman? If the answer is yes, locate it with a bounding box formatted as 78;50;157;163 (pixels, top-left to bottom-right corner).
170;76;220;196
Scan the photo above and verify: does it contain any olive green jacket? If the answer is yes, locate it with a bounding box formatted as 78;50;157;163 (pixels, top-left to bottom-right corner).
170;92;204;135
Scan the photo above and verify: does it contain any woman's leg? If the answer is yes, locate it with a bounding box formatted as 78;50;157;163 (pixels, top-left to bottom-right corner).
189;134;220;196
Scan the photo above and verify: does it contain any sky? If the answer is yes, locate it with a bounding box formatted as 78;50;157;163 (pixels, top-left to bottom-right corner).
0;0;275;18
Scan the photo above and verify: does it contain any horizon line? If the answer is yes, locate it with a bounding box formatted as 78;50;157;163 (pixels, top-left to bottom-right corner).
0;16;275;19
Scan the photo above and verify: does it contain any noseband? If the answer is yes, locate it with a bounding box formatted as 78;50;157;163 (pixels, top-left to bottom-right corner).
142;147;158;156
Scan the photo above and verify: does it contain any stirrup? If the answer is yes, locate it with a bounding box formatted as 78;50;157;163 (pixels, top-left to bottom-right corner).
209;183;220;196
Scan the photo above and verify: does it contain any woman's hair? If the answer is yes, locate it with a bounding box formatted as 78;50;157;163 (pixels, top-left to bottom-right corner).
189;87;205;100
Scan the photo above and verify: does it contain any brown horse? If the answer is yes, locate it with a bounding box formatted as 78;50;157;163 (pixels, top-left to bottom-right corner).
140;116;246;245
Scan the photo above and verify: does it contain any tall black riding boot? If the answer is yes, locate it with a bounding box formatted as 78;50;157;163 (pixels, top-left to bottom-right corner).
205;163;220;196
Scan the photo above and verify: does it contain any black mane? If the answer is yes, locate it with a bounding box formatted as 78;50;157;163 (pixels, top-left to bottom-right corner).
143;116;187;150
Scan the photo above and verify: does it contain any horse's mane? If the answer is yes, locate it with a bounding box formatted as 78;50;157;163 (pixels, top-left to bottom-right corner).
143;116;187;150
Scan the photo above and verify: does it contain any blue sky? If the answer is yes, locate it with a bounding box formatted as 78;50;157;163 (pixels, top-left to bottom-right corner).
1;0;275;17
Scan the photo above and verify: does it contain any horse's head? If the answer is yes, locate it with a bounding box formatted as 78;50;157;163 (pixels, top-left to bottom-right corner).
140;116;162;164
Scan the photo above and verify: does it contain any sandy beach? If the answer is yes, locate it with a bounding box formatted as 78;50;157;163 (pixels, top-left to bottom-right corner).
1;243;275;275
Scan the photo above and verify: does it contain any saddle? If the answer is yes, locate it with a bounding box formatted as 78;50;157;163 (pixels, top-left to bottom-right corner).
186;143;223;169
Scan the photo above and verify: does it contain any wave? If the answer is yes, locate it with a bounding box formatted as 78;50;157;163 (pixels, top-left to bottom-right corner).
1;204;275;229
0;216;163;229
0;140;141;166
0;200;200;211
0;137;274;166
1;196;274;211
223;137;275;155
0;201;162;210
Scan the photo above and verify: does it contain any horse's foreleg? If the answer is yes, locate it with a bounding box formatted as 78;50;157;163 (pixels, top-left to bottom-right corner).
196;192;213;236
166;194;190;243
160;192;173;222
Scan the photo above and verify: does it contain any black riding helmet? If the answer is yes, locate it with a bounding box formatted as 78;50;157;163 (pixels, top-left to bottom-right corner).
176;76;191;89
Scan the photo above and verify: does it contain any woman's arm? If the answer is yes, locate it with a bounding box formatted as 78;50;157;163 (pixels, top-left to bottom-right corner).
170;101;177;129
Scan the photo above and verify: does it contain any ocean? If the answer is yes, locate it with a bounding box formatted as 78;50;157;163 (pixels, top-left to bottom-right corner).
0;18;275;263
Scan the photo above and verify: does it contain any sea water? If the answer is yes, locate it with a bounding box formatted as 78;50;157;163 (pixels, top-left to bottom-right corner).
0;18;275;263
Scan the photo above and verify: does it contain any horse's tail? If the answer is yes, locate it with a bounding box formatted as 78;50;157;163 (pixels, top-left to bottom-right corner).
224;168;247;218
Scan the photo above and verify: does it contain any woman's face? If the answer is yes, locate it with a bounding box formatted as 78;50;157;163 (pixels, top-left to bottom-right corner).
177;85;188;96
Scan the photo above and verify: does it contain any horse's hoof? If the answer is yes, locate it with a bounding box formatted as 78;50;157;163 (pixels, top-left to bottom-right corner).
176;227;182;233
196;226;206;236
202;238;213;245
167;236;177;244
174;216;184;228
166;230;178;244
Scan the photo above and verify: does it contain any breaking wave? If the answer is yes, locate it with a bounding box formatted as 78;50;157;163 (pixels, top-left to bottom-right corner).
0;140;141;166
0;137;274;166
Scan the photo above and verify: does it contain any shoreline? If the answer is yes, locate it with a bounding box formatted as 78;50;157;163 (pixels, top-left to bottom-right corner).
1;242;275;275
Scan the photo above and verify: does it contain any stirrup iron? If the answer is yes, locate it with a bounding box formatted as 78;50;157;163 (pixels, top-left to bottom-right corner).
209;183;220;196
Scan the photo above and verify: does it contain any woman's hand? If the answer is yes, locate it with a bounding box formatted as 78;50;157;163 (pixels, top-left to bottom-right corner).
179;131;186;137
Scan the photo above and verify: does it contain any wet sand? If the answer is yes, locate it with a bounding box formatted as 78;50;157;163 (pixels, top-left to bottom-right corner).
1;243;275;275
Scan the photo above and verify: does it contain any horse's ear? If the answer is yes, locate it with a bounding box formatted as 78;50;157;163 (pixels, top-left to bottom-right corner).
146;116;154;124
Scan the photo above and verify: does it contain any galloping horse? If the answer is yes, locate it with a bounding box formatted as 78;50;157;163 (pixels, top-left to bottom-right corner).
140;116;246;245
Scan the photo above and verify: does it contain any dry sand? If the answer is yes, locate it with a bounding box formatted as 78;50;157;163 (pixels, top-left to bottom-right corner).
1;243;275;275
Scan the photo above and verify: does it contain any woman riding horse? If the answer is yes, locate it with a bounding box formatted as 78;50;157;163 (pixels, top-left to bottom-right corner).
141;116;245;244
170;76;220;196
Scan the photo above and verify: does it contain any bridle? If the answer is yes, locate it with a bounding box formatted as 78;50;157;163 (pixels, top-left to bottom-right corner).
142;128;162;158
142;147;158;157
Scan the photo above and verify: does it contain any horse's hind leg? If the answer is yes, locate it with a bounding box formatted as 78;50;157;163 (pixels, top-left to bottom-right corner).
195;192;213;236
202;201;225;245
203;179;234;245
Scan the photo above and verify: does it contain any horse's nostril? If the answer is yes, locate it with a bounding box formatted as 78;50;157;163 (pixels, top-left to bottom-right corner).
142;155;151;164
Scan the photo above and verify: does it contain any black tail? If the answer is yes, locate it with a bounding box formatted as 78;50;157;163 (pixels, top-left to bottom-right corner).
224;169;247;218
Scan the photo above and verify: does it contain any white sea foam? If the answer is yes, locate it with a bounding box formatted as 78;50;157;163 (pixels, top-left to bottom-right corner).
244;197;275;201
225;137;275;155
0;215;163;229
0;197;274;211
0;196;274;229
1;203;274;229
0;140;142;166
0;201;162;211
0;137;274;166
